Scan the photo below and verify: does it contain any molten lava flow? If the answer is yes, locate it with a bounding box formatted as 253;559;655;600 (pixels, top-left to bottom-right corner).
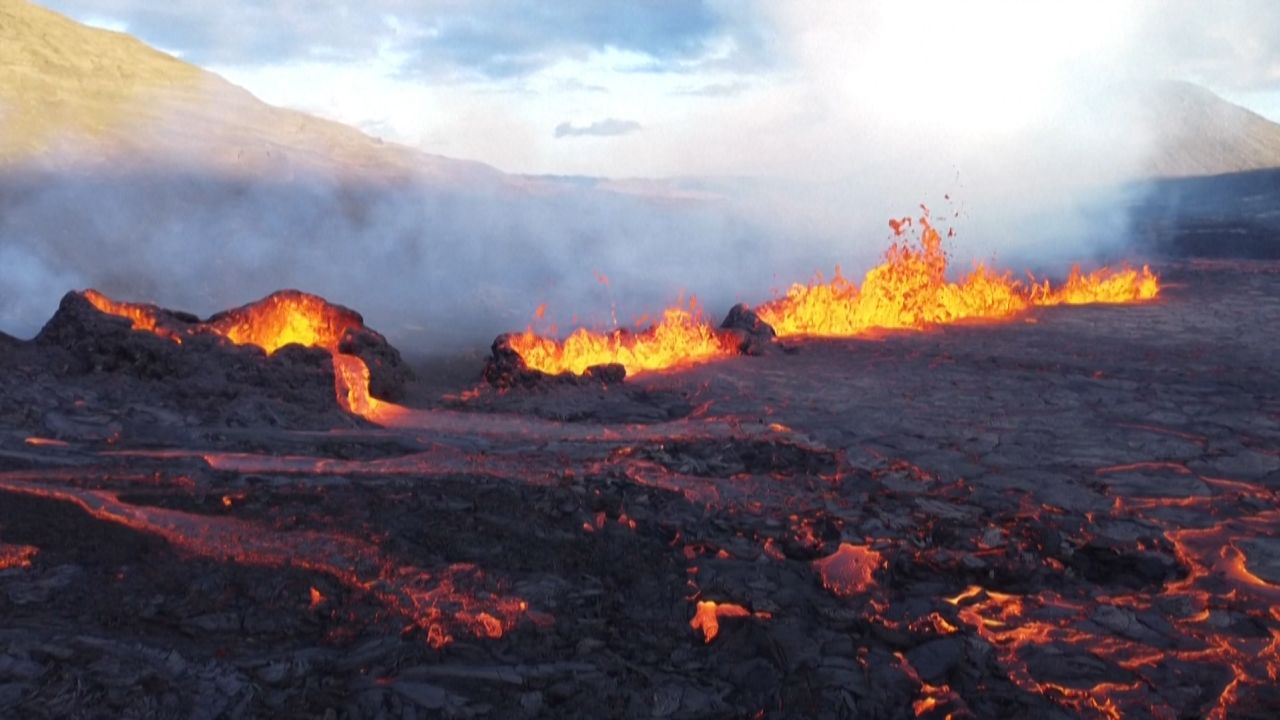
0;479;530;649
82;289;181;341
941;505;1280;718
690;600;753;643
81;290;387;419
332;354;381;417
812;542;882;597
757;211;1161;338
508;297;737;377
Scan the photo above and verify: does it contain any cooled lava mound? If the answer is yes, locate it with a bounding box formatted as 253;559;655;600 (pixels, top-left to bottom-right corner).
3;289;411;432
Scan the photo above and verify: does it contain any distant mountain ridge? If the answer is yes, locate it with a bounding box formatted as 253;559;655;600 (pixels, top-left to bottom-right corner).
1136;81;1280;179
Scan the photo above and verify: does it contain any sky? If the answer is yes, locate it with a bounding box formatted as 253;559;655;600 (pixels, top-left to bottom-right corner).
36;0;1280;178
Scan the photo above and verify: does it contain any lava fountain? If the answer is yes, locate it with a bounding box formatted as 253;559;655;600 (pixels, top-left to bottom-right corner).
502;208;1161;378
505;296;738;377
758;211;1160;338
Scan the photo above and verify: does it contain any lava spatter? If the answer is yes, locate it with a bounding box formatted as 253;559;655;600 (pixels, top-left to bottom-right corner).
757;210;1160;339
500;208;1160;376
813;542;882;598
506;297;738;378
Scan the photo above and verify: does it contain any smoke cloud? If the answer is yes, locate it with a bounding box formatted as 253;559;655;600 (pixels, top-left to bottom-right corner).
0;143;782;352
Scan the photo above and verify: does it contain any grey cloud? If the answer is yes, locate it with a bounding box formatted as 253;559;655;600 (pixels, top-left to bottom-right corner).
554;118;641;138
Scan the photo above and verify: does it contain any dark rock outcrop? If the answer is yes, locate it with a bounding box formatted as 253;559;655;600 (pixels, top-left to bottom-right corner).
35;292;185;378
25;290;394;428
339;326;413;401
720;304;777;356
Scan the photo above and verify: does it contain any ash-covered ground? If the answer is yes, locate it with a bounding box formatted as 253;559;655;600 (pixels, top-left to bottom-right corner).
1;260;1279;719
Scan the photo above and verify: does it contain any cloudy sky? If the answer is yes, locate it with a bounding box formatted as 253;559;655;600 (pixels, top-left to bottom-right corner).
36;1;1280;178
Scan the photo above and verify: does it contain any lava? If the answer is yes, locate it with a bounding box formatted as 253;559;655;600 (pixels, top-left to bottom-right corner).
813;542;882;598
79;289;390;419
758;212;1160;338
0;479;529;649
205;291;362;354
938;496;1280;718
0;543;38;570
503;208;1160;375
1033;264;1162;307
689;600;753;643
506;297;736;377
83;289;182;341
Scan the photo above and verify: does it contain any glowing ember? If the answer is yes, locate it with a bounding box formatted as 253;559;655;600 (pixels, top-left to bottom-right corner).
812;542;882;597
24;437;69;447
507;297;737;377
0;543;38;570
757;211;1160;338
690;600;752;643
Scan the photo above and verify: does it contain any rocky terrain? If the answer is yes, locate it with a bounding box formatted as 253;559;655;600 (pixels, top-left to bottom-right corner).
1;260;1278;719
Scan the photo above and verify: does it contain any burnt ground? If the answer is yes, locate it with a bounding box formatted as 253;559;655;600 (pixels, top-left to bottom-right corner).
1;260;1279;719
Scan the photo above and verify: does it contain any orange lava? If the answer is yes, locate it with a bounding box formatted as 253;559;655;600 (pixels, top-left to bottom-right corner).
83;289;181;342
690;600;753;643
24;437;69;448
812;542;882;597
1034;264;1161;307
500;207;1159;374
507;297;737;377
0;543;38;570
81;289;387;419
942;508;1280;718
757;211;1160;338
206;291;360;354
0;479;529;649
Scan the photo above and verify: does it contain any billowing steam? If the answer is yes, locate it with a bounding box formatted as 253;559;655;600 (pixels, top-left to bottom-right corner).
0;151;788;350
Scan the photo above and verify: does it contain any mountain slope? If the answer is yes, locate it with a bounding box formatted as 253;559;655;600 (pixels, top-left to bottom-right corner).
0;0;496;182
1136;81;1280;179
